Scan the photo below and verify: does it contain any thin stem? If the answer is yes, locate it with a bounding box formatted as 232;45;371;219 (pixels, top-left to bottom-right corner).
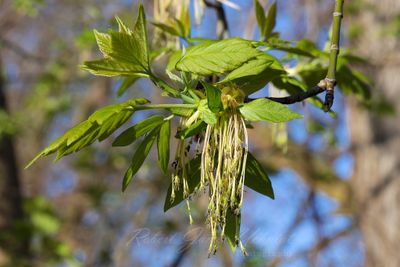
324;0;344;110
246;85;324;104
250;0;344;111
134;103;197;110
204;0;229;39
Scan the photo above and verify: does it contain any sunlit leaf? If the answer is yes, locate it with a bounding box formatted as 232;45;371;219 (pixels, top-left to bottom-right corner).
240;98;303;122
26;98;149;168
175;38;260;75
198;99;217;124
220;52;284;95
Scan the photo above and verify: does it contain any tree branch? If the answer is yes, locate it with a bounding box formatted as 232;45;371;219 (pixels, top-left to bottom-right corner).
204;0;229;39
246;0;344;111
245;84;325;104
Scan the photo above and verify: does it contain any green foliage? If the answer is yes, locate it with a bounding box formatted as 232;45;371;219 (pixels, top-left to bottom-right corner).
164;157;201;212
27;2;374;256
157;120;171;173
175;38;260;75
122;127;158;191
220;52;285;95
152;2;191;39
82;5;150;78
112;115;164;146
254;0;277;41
26;98;149;168
203;81;223;113
240;98;303;123
245;153;274;199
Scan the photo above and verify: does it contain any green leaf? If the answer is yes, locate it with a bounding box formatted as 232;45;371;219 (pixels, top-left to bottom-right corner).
202;81;222;113
115;16;132;34
117;76;140;97
164;157;201;212
198;99;217;125
167;50;183;71
239;98;303;123
179;2;191;38
167;106;195;117
175;120;207;139
254;0;266;35
157;120;170;173
262;38;315;57
220;52;284;95
93;30;112;57
112;115;165;146
83;5;150;77
263;1;277;40
122;128;158;192
26;98;149;168
134;5;150;65
225;208;241;252
152;22;181;37
82;59;149;77
175;38;260;75
109;31;148;70
245;152;274;199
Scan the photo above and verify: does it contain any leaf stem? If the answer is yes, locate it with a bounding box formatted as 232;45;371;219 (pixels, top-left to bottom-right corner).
135;103;197;110
251;0;344;111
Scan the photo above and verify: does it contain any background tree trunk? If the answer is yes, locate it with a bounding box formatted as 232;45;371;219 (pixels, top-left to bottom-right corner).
348;1;400;266
0;53;30;261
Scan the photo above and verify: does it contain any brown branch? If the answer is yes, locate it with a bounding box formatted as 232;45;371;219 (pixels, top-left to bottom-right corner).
0;36;47;62
204;0;229;39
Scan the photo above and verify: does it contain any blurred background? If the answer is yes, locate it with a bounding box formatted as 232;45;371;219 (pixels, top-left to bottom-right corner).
0;0;399;266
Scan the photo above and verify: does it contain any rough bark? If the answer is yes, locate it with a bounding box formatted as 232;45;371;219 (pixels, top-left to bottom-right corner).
348;1;400;266
0;53;30;260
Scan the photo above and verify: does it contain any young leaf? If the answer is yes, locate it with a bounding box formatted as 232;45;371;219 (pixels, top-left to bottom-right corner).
82;59;149;77
202;81;222;113
245;152;274;199
117;76;140;97
167;106;195;117
93;30;112;57
26;98;149;168
220;52;284;95
179;2;191;38
157;120;171;174
239;98;303;123
164;157;201;212
198;99;217;125
152;22;181;37
175;120;207;140
225;208;241;252
112;115;165;147
82;5;150;77
254;0;266;35
109;31;148;70
263;1;277;40
134;5;150;65
122;128;158;192
175;38;260;75
115;16;132;34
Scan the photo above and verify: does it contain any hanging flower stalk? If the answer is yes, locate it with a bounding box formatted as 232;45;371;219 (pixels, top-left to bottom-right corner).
200;86;248;254
26;1;349;256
